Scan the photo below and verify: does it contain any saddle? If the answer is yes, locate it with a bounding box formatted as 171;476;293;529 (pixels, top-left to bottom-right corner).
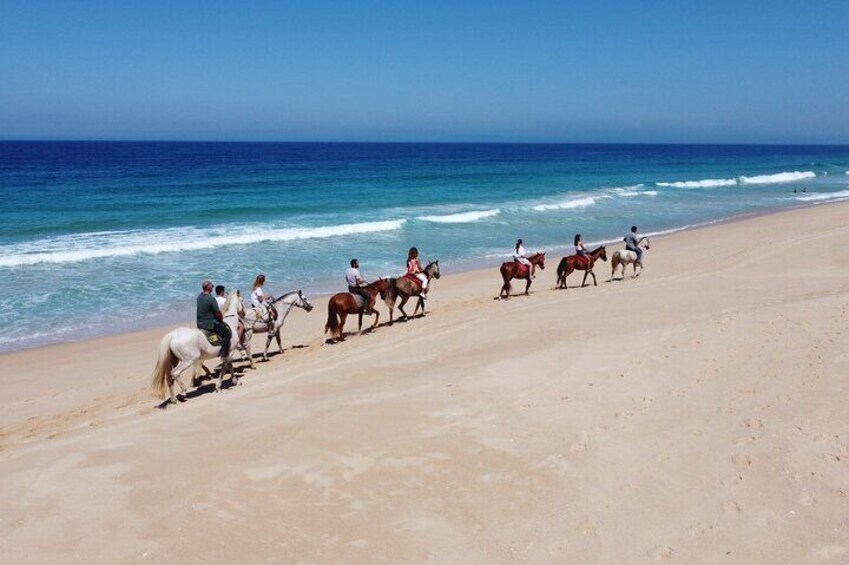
514;260;529;274
349;292;375;314
201;330;221;346
575;255;590;267
404;273;423;288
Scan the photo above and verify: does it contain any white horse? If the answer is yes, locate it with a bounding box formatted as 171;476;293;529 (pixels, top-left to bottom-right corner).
609;237;650;281
241;290;313;361
150;293;243;405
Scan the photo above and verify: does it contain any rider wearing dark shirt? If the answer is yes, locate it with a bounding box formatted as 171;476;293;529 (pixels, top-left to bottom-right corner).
624;226;643;263
197;280;230;358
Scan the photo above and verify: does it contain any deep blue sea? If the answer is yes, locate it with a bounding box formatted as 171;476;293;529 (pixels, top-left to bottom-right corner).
2;141;849;352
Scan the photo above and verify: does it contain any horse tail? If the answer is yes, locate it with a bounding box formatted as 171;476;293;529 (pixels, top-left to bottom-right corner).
150;332;174;399
325;298;339;337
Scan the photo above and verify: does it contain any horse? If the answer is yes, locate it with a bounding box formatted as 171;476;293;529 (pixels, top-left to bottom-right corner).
241;290;314;362
150;293;243;405
324;278;390;342
498;253;545;299
385;260;441;323
610;237;650;281
556;246;608;289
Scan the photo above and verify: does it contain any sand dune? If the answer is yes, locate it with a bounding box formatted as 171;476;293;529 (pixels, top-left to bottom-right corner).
1;203;848;564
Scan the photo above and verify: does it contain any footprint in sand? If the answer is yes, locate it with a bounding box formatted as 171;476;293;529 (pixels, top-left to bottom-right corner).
743;418;763;428
647;545;674;561
722;500;741;514
731;454;753;466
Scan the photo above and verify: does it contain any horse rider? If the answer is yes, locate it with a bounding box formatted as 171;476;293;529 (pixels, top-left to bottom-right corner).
215;285;227;309
197;280;230;359
346;258;373;313
513;238;536;279
624;225;643;264
574;234;589;267
407;247;428;298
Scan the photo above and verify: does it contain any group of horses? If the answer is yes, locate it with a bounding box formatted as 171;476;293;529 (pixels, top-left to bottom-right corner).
151;237;647;407
151;261;441;406
499;236;650;298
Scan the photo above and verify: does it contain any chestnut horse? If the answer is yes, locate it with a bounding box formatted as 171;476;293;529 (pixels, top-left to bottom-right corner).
556;246;607;289
499;252;546;298
324;278;389;342
385;260;440;323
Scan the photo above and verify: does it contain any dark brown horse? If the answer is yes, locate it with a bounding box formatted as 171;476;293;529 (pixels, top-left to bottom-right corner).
499;252;546;298
556;246;607;289
386;261;440;323
324;278;389;342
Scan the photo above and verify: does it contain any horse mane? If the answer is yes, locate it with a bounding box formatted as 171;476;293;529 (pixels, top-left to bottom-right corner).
221;293;236;313
271;289;301;303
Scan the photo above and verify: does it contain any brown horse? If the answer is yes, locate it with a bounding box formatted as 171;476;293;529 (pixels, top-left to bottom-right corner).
324;278;389;342
386;261;440;323
556;246;607;289
499;252;546;298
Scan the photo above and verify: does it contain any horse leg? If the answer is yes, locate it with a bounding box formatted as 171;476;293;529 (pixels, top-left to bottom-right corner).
169;359;194;403
358;311;364;334
398;296;409;319
524;276;531;295
371;309;380;329
591;269;598;286
581;270;589;287
338;312;347;340
263;333;273;361
417;296;426;317
276;328;283;354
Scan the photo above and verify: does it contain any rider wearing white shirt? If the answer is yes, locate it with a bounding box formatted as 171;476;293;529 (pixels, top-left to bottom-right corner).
513;238;535;278
346;259;372;312
251;274;269;310
215;285;227;309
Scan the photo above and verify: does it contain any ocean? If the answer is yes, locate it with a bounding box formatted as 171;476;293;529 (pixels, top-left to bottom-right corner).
2;141;849;352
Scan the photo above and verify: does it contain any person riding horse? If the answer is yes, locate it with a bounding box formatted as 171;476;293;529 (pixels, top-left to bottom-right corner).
513;238;536;279
346;259;374;314
574;234;589;267
624;226;643;264
197;280;230;359
407;247;428;299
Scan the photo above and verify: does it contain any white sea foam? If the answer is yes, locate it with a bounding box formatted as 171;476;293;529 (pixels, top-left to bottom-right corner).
417;209;500;223
738;171;816;184
656;178;737;189
0;219;407;268
794;189;849;202
612;186;658;197
532;196;599;211
656;170;817;189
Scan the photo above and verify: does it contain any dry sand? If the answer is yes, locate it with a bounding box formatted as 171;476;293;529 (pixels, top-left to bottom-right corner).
1;203;848;564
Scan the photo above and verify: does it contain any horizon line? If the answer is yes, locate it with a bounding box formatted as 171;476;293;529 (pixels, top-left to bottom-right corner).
3;138;849;148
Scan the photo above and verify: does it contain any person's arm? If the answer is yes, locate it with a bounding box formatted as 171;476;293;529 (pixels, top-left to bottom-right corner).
212;298;223;322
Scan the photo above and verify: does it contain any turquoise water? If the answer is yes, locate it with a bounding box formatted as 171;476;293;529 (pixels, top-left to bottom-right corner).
2;141;849;352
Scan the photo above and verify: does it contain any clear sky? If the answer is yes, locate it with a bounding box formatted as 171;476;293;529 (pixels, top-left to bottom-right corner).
1;1;847;144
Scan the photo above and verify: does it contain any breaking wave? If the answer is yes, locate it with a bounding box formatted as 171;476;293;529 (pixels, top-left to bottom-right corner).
657;170;817;189
532;196;599;211
794;189;849;202
417;209;500;223
0;219;407;267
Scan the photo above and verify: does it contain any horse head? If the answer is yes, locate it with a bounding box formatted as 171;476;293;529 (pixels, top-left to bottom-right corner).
598;246;608;262
427;260;441;280
536;252;546;270
297;290;314;312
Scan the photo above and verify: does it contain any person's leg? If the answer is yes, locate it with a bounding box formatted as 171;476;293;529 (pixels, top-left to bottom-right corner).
213;321;231;358
357;287;372;312
418;274;429;295
636;247;643;263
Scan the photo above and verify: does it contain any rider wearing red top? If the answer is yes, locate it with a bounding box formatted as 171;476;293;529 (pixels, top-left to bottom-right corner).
407;247;428;296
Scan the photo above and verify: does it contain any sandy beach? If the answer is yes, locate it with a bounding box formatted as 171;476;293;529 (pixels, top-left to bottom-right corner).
1;202;848;564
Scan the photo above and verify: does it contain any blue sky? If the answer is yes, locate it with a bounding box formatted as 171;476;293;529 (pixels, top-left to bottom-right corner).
1;1;847;143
